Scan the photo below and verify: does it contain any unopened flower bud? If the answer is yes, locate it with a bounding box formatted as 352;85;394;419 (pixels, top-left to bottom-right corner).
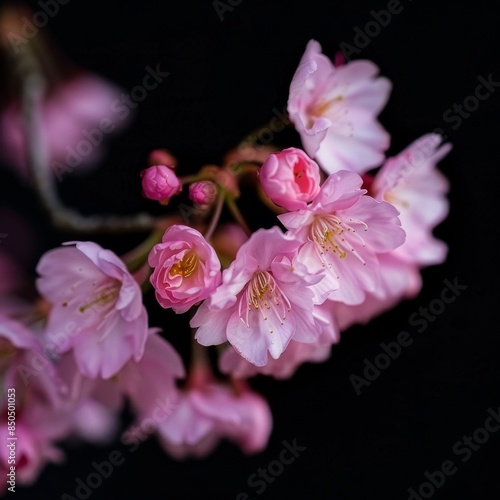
141;165;181;204
259;148;320;211
189;181;217;209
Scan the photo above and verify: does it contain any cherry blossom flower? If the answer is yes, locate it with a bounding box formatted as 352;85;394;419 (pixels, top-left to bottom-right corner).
157;382;272;459
191;227;325;366
288;39;391;174
334;134;451;328
259;147;321;210
279;170;405;305
117;330;185;423
36;241;148;379
372;133;451;266
55;330;184;443
0;74;129;180
220;301;340;379
333;252;422;330
0;317;70;486
148;225;222;314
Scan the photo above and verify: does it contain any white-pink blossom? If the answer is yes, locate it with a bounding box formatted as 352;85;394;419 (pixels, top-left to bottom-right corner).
279;170;405;305
191;227;325;366
288;39;391;174
36;241;148;379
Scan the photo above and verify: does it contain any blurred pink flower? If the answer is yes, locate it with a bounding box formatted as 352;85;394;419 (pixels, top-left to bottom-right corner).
0;317;70;486
372;133;451;266
55;330;185;444
279;170;405;305
157;382;272;459
259;147;321;210
0;404;68;487
36;241;148;379
148;225;221;314
0;316;61;406
118;330;185;423
189;181;218;209
210;223;249;264
333;253;423;330
0;74;129;180
288;39;391;174
191;227;325;366
333;135;451;328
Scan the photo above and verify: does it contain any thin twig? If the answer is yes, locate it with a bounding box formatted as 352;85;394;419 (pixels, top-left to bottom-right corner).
17;43;172;233
203;192;225;242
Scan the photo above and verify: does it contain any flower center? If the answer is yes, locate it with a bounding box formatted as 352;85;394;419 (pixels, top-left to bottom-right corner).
170;250;199;278
310;214;368;265
238;271;291;331
309;95;344;118
78;281;120;314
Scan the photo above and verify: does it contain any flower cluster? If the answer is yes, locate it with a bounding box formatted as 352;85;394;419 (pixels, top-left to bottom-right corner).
0;38;450;491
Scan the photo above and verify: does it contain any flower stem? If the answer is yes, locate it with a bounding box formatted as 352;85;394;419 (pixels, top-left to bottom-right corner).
123;225;167;272
203;191;225;242
225;197;252;237
179;173;216;186
17;42;174;233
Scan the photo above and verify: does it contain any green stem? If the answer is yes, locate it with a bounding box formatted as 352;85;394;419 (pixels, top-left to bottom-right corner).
179;173;216;186
228;162;262;175
123;225;168;272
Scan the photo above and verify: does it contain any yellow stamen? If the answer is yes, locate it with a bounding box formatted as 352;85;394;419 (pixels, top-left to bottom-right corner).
170;250;199;278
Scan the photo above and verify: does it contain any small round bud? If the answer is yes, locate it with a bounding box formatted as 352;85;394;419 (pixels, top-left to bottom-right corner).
189;181;217;209
141;165;181;204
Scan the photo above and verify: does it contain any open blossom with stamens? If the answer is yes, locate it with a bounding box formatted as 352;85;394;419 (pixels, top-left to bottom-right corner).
288;39;391;174
148;225;222;314
220;302;340;379
279;170;405;305
191;227;325;366
0;318;72;487
36;241;148;379
334;135;451;328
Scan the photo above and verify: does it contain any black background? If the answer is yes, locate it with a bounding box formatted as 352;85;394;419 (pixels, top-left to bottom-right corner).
1;0;500;499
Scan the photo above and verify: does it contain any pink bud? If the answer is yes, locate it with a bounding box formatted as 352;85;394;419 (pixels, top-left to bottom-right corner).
189;181;217;209
259;147;321;211
141;165;181;203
